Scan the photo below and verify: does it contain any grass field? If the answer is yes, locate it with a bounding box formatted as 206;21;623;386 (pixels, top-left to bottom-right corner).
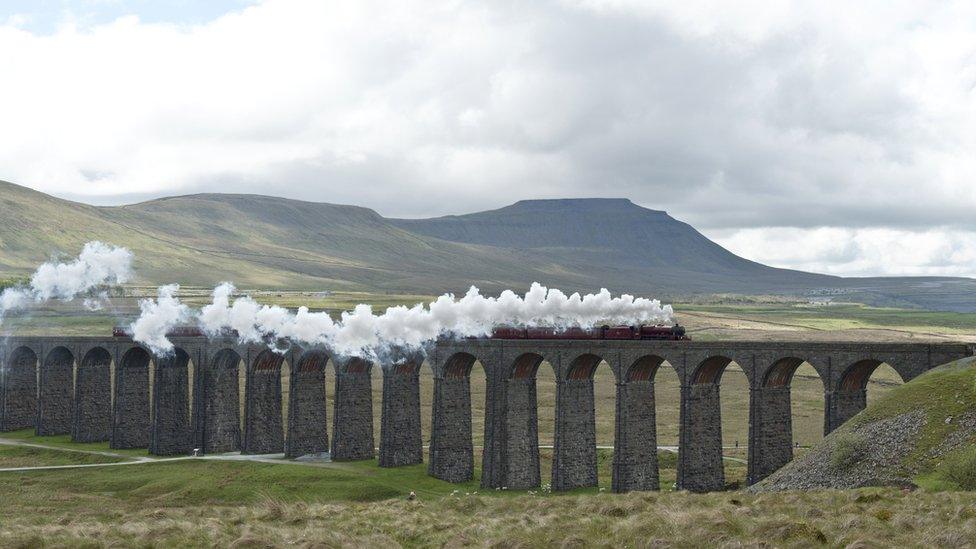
0;444;970;547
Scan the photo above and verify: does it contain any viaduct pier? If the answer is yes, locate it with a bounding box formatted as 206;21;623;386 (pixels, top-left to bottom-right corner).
0;335;971;492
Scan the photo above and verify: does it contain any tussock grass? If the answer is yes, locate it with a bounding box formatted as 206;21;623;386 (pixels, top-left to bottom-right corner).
1;487;975;547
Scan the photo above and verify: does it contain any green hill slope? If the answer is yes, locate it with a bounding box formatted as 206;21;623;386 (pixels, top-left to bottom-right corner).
757;356;976;491
2;180;976;310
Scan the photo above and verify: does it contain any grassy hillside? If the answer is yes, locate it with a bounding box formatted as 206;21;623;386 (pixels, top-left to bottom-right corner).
4;180;976;310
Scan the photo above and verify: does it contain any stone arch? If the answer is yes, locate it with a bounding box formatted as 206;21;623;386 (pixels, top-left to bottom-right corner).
680;354;749;492
510;352;545;380
839;359;904;391
74;347;113;442
1;346;38;432
443;352;477;379
199;348;243;453
287;349;330;458
763;357;807;387
691;355;735;384
749;356;827;485
243;349;287;454
111;347;152;449
626;354;666;382
566;353;611;381
827;358;904;434
150;347;192;455
37;346;74;435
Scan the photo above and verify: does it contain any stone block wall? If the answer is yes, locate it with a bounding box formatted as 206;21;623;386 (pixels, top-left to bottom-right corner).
331;361;374;461
150;352;192;456
428;377;473;482
111;351;150;449
612;380;658;492
72;351;112;443
37;349;73;436
826;389;866;434
242;357;284;454
552;379;597;491
285;354;328;458
0;350;37;432
379;365;422;467
678;383;724;492
748;386;792;484
199;353;241;453
503;377;540;489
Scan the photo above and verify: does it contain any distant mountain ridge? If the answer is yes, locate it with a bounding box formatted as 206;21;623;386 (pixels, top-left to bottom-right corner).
1;180;974;311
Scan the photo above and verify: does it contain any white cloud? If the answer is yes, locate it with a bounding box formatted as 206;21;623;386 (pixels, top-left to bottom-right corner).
714;227;976;278
0;0;974;277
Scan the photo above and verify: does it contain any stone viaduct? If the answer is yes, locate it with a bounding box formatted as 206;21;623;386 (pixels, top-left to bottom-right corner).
0;335;970;492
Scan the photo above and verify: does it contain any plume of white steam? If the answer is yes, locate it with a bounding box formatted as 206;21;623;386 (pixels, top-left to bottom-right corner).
128;284;190;354
0;241;133;323
132;281;673;359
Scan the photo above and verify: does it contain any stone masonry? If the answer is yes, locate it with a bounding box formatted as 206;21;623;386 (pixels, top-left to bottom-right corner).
197;349;241;453
72;348;112;443
285;351;328;458
149;350;192;455
331;358;374;461
242;351;285;454
0;347;38;432
429;375;474;482
379;361;423;467
612;378;658;492
111;348;151;449
36;347;74;436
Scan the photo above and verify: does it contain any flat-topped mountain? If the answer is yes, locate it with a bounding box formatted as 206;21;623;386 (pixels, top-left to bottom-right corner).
1;180;973;311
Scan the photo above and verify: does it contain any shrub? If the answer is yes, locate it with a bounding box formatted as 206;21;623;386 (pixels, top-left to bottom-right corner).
937;448;976;490
830;433;868;471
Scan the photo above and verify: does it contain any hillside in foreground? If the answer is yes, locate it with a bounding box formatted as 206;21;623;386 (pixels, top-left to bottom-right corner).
757;356;976;491
3;180;976;310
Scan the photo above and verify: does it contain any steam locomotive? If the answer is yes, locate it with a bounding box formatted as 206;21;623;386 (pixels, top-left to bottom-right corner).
112;326;210;338
488;324;690;341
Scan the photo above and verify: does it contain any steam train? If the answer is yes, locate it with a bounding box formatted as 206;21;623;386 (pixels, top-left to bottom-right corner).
112;326;209;338
488;324;690;341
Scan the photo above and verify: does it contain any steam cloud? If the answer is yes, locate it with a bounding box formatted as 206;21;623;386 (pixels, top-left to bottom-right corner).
129;284;190;353
135;281;674;358
1;242;675;361
0;241;133;323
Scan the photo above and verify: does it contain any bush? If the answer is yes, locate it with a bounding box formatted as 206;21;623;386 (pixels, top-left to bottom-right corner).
937;448;976;490
830;433;868;470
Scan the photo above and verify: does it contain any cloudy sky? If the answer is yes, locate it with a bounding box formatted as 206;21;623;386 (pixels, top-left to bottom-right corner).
1;0;974;278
